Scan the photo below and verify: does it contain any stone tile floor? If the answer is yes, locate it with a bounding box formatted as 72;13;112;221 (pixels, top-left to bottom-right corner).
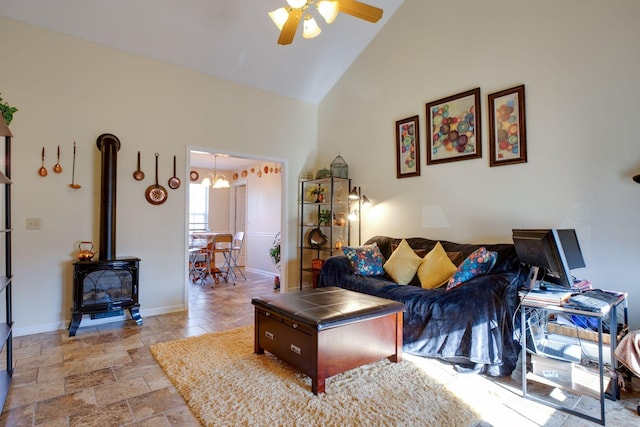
1;270;639;426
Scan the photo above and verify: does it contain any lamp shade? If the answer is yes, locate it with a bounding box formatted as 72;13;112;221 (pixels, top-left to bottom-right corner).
317;1;339;23
212;176;230;188
302;15;321;38
268;7;290;30
287;0;308;8
349;187;360;200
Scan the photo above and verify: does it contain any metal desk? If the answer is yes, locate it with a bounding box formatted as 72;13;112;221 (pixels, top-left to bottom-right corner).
520;291;628;425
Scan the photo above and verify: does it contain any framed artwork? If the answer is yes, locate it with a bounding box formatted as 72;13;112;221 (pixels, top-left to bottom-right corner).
395;115;420;178
488;85;527;167
426;88;482;165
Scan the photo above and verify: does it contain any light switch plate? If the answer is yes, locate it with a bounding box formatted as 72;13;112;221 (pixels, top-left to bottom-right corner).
26;218;41;230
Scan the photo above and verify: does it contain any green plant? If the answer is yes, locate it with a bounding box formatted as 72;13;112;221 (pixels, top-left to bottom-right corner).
319;209;332;226
269;232;281;270
0;93;18;126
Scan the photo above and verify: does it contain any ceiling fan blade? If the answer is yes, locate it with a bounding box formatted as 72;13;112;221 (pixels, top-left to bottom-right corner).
278;8;303;45
338;0;383;23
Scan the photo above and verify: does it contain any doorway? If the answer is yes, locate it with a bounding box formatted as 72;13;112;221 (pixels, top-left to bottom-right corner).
186;147;286;308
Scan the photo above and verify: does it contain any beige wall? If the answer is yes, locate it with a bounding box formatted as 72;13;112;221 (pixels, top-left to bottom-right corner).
318;0;640;327
0;17;314;335
3;0;640;333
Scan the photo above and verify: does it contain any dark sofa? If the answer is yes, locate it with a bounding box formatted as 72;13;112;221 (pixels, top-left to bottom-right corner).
317;235;524;376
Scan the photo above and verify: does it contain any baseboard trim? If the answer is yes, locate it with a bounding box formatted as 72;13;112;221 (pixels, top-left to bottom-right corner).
13;304;186;337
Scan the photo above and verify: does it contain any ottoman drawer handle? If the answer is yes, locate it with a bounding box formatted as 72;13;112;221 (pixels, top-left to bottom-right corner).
265;331;274;340
291;344;301;355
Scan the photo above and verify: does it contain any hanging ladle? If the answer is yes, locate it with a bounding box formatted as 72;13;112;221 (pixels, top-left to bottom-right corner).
133;151;145;181
38;146;48;177
53;145;62;173
69;141;81;189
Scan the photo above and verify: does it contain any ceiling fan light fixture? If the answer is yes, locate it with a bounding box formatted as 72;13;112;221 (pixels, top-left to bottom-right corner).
269;7;290;31
302;15;322;39
287;0;308;9
317;1;339;24
271;0;383;45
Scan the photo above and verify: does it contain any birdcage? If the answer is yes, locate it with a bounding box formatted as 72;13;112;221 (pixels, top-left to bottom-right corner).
316;167;331;179
330;154;348;179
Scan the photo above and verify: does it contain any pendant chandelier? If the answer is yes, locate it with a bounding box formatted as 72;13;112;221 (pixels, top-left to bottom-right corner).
269;0;383;45
201;154;230;189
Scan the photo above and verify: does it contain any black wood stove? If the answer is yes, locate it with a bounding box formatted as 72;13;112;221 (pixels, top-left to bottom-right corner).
69;134;142;336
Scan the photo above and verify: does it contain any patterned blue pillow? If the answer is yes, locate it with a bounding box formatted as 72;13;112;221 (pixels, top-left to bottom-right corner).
446;247;497;290
343;243;385;276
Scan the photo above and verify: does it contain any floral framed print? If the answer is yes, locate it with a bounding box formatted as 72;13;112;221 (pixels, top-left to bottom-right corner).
426;88;482;165
488;84;527;167
395;115;420;178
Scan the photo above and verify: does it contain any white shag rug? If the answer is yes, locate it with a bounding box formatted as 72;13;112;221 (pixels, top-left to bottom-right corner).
150;326;480;426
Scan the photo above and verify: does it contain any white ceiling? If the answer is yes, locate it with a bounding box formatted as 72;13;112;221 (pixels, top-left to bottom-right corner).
1;0;404;170
0;0;404;105
190;151;261;171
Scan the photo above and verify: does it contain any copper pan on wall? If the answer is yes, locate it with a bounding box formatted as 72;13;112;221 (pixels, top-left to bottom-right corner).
146;153;168;205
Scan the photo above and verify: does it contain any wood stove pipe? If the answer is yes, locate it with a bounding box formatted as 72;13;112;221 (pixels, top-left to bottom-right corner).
96;133;121;260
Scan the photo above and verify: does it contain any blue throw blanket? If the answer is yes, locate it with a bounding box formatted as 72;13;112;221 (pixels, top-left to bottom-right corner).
317;236;523;376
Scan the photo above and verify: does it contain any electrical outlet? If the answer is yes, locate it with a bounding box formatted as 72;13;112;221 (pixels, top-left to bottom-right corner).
26;218;41;230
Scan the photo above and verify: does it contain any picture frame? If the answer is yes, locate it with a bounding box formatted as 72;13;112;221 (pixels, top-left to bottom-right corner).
488;84;527;167
426;88;482;165
395;115;420;178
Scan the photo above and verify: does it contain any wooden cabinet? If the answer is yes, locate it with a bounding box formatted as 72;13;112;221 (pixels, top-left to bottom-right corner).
0;122;13;410
298;177;357;289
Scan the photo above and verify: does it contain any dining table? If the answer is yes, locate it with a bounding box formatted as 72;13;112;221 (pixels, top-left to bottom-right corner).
190;232;228;245
189;232;234;284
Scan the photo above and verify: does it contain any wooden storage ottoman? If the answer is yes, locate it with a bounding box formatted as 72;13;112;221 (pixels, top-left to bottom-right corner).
252;286;405;394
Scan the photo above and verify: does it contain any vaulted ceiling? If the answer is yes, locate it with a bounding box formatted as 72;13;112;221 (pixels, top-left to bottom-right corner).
0;0;404;104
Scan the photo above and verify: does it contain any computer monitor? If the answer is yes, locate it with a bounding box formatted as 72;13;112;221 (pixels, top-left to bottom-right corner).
556;229;586;269
512;229;583;289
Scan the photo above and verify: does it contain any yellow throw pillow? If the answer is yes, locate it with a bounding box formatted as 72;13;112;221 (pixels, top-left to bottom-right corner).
417;242;458;289
383;239;423;285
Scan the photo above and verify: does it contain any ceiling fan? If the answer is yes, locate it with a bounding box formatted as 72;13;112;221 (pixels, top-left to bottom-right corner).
269;0;383;45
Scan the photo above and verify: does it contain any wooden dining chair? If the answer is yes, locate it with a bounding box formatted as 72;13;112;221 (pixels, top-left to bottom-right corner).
208;233;235;286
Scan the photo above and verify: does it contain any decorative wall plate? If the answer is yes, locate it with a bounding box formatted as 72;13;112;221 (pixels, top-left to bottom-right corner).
190;170;199;182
